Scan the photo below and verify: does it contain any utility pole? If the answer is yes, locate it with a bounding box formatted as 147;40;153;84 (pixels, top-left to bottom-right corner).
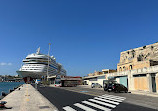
47;43;51;81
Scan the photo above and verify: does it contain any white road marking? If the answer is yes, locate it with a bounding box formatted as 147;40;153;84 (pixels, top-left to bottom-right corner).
98;96;123;102
62;94;125;111
63;106;77;111
101;95;125;101
89;99;116;108
103;94;126;99
82;101;111;111
94;97;119;105
74;103;97;111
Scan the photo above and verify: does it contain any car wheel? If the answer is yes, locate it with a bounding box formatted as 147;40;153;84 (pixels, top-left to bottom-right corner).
114;90;118;93
116;90;120;93
104;88;107;91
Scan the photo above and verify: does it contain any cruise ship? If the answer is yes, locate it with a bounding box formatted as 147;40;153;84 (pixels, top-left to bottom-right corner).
16;47;66;82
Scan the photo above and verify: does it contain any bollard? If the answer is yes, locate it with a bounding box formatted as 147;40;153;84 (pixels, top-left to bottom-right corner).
9;89;14;93
1;92;7;97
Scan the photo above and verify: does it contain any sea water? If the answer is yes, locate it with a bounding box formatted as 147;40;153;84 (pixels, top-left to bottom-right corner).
0;82;24;95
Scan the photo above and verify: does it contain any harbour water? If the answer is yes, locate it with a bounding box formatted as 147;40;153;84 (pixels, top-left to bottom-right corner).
0;82;24;95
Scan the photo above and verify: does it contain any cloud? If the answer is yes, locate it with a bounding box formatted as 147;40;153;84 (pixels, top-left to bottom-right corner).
8;63;12;65
0;62;12;66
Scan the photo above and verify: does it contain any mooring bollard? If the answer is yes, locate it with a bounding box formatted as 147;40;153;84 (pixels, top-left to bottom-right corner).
9;89;14;93
1;92;7;97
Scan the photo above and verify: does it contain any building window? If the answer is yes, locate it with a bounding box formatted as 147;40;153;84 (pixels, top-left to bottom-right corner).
129;65;133;70
123;66;126;71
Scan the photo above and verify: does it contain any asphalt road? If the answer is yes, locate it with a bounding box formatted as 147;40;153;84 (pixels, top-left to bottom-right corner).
34;85;157;111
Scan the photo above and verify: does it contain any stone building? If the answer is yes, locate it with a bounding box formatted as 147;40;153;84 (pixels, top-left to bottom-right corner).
117;42;158;72
115;42;158;93
83;69;116;86
87;69;116;77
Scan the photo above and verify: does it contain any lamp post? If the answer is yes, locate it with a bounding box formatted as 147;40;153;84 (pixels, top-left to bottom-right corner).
47;43;51;81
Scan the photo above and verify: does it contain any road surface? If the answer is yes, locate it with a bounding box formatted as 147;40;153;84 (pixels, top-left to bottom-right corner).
34;85;158;111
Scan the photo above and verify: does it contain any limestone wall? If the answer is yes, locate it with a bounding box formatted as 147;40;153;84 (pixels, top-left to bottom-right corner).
117;42;158;72
133;61;150;69
119;42;158;63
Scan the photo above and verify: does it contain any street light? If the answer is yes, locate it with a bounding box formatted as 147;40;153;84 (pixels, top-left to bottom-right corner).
47;43;51;81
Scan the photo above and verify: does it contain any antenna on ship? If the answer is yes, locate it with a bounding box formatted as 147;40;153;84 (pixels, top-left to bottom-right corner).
36;47;40;54
47;43;51;81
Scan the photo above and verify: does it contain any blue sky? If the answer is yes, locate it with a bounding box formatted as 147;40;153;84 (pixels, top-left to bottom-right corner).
0;0;158;76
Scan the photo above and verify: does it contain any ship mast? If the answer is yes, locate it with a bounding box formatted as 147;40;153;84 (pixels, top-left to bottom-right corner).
47;43;51;81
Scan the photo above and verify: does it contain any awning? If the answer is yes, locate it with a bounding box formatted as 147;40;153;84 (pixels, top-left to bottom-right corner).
47;75;56;79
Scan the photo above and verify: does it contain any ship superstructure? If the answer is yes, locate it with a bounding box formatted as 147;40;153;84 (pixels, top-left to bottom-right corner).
16;47;66;82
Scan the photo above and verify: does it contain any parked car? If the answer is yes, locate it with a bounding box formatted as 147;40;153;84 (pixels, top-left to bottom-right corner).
104;82;128;93
91;83;102;88
103;80;117;91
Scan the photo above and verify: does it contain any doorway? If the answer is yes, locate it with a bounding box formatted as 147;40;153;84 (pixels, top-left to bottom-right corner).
151;74;156;92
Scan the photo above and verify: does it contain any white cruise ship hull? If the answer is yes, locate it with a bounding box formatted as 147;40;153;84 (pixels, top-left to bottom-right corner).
16;71;45;79
16;70;46;83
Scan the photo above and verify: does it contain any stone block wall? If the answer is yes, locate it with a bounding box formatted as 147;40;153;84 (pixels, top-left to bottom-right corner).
117;42;158;72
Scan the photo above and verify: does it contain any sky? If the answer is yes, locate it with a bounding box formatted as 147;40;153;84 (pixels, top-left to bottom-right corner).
0;0;158;76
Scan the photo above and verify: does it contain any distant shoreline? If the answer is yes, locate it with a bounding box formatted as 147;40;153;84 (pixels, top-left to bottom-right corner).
0;81;23;82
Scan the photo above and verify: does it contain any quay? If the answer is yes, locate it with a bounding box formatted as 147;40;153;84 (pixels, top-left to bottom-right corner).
0;84;58;111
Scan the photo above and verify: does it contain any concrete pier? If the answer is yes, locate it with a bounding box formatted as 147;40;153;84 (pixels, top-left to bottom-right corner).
1;84;58;111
